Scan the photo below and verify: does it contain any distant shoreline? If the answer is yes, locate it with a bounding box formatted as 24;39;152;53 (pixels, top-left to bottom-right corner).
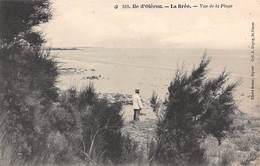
45;46;104;50
47;47;79;50
45;47;253;51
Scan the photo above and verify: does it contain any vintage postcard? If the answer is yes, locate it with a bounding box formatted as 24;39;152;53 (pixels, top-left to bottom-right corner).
0;0;259;165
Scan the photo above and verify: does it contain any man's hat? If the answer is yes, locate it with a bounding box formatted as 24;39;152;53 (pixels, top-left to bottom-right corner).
135;89;140;93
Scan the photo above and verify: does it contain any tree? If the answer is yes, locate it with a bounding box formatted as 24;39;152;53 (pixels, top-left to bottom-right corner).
0;0;58;164
60;85;138;165
152;56;238;165
77;86;124;164
0;0;51;44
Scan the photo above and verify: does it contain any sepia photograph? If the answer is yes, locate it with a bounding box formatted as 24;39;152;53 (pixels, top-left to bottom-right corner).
0;0;259;165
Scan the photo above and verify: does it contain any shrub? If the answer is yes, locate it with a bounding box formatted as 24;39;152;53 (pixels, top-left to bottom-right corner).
152;56;238;165
201;132;259;166
200;135;237;166
0;0;60;164
120;134;139;164
58;85;139;165
150;92;164;120
78;86;123;164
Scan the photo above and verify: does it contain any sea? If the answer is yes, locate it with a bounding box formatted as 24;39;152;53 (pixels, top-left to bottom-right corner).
51;48;258;114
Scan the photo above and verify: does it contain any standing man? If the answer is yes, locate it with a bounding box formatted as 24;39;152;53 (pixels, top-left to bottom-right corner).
132;89;143;121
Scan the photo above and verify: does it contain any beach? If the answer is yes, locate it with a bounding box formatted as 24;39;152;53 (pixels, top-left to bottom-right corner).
52;48;258;117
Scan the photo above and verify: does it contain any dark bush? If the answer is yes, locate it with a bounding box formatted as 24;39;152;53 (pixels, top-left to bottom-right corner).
0;0;59;164
152;56;238;165
58;85;139;165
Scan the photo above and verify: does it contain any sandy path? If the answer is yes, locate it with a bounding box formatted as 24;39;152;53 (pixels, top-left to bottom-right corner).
121;105;157;160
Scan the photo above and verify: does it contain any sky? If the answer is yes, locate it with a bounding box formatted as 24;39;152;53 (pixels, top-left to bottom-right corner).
40;0;260;49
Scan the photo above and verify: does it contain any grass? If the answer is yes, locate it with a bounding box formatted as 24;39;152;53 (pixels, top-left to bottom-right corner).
201;111;260;166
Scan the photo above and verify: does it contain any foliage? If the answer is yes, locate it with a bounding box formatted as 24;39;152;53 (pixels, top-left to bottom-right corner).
150;91;165;122
0;0;59;164
201;129;260;166
150;92;161;113
151;56;238;165
59;86;139;165
0;0;52;44
120;134;139;164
